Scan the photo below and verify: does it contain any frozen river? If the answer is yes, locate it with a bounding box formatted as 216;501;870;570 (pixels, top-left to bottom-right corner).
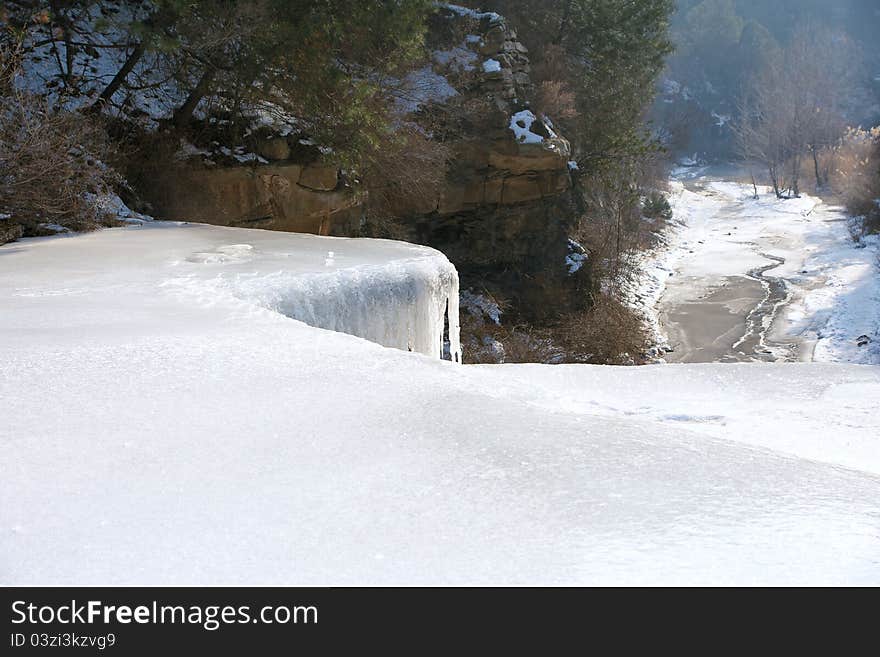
656;171;880;364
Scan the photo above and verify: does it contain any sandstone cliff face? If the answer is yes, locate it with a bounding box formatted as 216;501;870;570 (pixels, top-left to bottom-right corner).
149;158;360;235
393;6;582;317
144;5;581;318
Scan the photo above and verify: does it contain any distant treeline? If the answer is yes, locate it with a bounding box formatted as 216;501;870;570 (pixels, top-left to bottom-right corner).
659;0;880;161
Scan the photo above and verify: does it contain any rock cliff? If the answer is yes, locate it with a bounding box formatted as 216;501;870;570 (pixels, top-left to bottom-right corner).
145;4;582;319
389;5;581;317
149;157;361;235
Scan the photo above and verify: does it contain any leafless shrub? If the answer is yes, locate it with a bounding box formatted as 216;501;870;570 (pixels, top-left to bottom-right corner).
536;80;578;121
459;291;648;365
830;127;880;233
574;156;667;288
0;39;119;234
551;295;649;365
460;314;560;364
360;122;450;223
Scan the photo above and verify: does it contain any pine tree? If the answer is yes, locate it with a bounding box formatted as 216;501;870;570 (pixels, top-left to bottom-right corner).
483;0;675;170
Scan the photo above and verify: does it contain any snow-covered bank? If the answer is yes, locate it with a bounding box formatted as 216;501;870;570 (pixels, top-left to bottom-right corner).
635;175;880;364
0;222;460;361
622;182;719;352
475;362;880;476
3;226;880;585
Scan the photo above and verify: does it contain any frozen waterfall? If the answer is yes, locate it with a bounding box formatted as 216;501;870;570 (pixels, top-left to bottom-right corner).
0;222;461;361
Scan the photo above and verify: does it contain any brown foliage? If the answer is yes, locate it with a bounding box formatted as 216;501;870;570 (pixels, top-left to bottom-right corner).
0;40;119;234
531;45;579;123
830;127;880;233
460;293;649;365
551;296;649;365
360;123;450;223
536;80;578;121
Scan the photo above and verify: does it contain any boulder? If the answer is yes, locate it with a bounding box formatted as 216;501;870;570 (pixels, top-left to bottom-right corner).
479;25;506;55
255;137;291;161
286;138;322;164
298;165;339;191
0;221;23;245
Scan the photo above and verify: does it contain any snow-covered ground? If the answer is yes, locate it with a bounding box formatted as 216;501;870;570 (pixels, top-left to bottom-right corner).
632;174;880;364
3;223;880;585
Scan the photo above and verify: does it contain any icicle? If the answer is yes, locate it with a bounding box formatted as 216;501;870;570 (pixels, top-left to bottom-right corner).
446;271;462;364
435;275;446;360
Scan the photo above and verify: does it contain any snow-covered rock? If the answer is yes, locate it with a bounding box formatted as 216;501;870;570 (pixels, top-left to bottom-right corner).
395;66;460;115
460;289;502;325
509;110;545;144
438;3;502;23
432;45;478;72
566;239;588;275
482;58;502;73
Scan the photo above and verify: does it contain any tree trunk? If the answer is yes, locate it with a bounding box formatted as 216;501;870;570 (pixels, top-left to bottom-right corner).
555;0;573;45
172;67;215;129
615;205;622;276
769;164;782;199
811;146;823;189
49;2;74;86
89;6;179;113
63;26;74;85
88;40;147;112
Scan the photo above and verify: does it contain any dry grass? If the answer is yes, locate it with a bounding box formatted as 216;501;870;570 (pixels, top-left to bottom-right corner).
0;40;119;235
829;127;880;233
460;294;649;365
550;295;649;365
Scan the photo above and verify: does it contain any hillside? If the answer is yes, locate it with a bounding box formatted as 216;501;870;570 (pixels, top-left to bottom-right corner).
1;1;680;364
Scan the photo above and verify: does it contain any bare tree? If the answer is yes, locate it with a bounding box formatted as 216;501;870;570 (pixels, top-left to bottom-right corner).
734;23;855;197
788;24;854;190
734;65;792;198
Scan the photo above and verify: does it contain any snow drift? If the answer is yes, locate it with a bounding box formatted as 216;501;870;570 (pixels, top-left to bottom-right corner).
2;224;880;585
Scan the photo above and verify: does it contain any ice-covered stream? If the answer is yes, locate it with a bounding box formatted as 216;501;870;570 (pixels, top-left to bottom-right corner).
634;173;880;364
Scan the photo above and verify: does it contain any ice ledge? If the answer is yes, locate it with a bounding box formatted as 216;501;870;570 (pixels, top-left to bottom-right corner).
0;222;461;361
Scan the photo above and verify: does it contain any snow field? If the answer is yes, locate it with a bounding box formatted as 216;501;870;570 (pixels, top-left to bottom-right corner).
3;222;880;584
